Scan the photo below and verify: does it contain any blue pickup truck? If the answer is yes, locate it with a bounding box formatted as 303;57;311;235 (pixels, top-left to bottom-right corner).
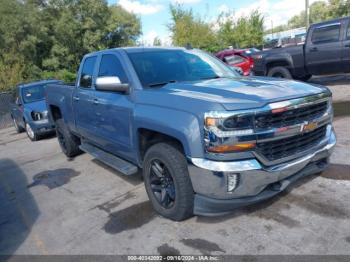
11;80;60;141
46;47;336;220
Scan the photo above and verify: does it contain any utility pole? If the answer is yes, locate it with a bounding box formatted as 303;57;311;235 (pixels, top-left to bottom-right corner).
305;0;309;29
271;20;274;40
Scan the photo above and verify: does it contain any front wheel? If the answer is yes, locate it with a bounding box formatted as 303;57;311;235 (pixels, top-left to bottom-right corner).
267;66;292;79
143;143;194;221
25;122;39;141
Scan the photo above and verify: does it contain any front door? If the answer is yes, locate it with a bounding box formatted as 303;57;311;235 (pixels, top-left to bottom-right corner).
93;53;134;161
305;23;342;75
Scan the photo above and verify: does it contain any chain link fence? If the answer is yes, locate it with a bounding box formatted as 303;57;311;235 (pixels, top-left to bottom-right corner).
0;92;14;129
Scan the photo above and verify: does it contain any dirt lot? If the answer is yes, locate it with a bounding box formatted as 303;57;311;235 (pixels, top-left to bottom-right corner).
1;76;350;256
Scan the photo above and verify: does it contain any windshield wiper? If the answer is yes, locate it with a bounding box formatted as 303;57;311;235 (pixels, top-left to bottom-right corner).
148;80;177;88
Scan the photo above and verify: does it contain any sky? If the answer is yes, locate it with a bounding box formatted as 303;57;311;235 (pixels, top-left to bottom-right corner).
108;0;321;45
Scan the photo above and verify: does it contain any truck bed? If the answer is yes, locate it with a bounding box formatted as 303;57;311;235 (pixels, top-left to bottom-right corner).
46;83;76;130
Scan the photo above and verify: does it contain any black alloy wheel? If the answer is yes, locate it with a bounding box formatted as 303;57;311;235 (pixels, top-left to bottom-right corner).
149;159;176;209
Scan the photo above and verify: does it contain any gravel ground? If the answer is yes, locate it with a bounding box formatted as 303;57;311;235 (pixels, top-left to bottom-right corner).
0;79;349;256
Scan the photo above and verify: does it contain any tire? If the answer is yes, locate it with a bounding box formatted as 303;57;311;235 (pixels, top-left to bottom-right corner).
12;116;24;133
143;142;194;221
267;66;292;79
25;122;39;141
55;119;82;157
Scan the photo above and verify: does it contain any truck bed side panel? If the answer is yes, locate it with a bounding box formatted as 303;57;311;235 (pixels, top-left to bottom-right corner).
46;84;77;133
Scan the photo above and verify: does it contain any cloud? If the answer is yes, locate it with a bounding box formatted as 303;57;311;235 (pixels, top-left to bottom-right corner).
171;0;202;4
118;0;163;15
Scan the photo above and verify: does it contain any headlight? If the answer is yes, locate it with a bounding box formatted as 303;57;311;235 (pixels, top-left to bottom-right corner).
31;111;47;121
205;114;254;136
204;113;256;153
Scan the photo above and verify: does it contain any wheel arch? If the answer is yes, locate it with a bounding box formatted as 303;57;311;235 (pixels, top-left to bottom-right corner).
138;128;186;162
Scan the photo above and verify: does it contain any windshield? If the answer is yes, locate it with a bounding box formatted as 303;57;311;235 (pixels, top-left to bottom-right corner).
21;84;46;103
128;49;239;87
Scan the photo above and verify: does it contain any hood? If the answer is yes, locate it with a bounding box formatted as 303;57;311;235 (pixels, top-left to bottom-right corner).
24;99;48;112
137;77;329;112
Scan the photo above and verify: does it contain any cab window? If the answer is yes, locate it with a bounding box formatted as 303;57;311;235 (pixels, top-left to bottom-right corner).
311;24;340;44
79;56;97;88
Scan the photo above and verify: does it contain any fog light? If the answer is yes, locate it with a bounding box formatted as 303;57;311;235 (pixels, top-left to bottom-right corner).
227;173;239;192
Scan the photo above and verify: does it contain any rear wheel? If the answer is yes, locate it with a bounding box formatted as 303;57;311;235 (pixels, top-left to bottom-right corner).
55;119;82;157
267;66;292;79
143;143;194;221
25;122;39;141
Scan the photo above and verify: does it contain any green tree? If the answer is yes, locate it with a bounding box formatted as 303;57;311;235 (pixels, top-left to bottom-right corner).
153;37;162;46
168;4;220;52
284;0;350;30
0;0;141;90
217;10;264;48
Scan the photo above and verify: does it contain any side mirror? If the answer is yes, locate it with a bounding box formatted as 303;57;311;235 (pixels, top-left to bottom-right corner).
95;77;129;93
15;98;22;106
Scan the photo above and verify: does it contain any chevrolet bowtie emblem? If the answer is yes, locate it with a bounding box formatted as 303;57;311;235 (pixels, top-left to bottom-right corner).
301;121;318;133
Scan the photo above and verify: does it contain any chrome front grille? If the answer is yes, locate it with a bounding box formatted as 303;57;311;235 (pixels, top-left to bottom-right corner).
256;125;327;161
255;101;328;129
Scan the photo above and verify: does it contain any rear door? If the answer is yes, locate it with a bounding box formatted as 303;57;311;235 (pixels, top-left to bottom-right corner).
305;23;342;75
72;56;99;140
341;19;350;72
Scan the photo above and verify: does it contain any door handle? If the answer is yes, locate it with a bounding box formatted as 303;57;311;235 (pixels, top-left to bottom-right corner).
93;99;99;105
309;47;318;52
73;96;80;101
344;43;350;47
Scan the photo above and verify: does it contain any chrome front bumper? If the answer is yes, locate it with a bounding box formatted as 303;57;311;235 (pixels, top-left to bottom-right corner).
30;119;55;133
188;126;336;215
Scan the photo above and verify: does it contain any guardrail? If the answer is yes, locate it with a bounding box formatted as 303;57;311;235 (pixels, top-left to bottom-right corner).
0;92;14;129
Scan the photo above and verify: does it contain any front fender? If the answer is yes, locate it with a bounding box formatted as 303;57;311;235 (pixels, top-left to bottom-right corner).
23;109;32;123
134;105;204;161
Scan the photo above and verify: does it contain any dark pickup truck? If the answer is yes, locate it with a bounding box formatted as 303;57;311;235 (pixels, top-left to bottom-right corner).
46;47;336;221
253;17;350;80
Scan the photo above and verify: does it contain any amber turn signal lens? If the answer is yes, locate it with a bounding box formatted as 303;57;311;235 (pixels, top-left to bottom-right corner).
205;117;217;127
208;143;256;153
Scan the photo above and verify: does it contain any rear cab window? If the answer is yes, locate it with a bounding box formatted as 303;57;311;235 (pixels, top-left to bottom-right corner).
79;56;97;88
311;24;340;44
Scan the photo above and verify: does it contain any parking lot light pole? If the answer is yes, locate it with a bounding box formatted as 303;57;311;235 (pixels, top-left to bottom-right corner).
305;0;309;29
